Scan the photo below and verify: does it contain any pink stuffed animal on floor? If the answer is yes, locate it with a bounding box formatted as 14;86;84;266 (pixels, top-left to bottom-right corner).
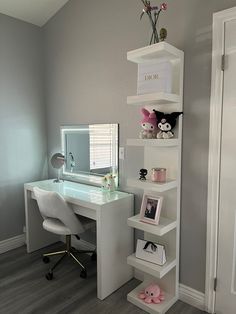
139;108;157;139
138;283;165;304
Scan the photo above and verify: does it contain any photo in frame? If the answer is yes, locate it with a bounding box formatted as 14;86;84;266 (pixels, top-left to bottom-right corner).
140;192;163;225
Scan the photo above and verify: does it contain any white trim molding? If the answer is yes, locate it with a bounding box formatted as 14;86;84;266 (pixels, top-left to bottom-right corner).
0;234;94;256
0;234;26;254
206;5;236;314
179;284;205;311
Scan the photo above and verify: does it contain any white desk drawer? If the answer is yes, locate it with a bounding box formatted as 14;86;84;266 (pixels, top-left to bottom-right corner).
73;205;96;220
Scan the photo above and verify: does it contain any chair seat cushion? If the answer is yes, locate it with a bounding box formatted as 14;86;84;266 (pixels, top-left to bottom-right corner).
43;218;71;235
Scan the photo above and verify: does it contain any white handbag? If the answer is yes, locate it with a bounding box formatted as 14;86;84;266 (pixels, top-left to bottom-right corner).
135;239;166;266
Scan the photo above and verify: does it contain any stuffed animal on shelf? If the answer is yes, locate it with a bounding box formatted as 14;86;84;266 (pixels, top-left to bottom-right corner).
153;110;183;139
139;283;165;304
140;108;157;139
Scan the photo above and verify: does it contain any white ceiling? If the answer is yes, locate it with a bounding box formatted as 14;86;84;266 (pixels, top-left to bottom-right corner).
0;0;70;27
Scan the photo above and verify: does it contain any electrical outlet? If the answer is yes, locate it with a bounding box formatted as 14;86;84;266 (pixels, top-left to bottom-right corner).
119;147;125;160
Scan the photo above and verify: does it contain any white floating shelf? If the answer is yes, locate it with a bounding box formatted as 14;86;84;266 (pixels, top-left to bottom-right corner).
127;254;176;279
127;281;177;314
127;178;177;192
127;92;180;106
128;214;177;236
127;42;183;64
127;138;179;147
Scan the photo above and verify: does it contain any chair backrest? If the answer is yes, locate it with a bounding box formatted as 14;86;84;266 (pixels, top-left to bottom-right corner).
33;187;84;234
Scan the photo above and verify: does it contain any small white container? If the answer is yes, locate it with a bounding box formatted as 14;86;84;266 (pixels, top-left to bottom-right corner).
137;61;172;95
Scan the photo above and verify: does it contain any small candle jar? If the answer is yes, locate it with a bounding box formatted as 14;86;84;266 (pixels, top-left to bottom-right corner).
151;168;166;183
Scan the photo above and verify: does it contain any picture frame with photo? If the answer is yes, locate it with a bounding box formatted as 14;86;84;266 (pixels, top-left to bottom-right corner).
140;192;163;225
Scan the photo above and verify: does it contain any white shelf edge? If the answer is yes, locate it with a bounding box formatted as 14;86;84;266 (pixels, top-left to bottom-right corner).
127;254;176;279
127;42;183;64
127;92;180;105
127;214;177;236
127;178;177;192
127;281;177;314
126;138;179;147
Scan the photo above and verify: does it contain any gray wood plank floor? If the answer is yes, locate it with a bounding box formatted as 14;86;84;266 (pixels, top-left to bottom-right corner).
0;243;206;314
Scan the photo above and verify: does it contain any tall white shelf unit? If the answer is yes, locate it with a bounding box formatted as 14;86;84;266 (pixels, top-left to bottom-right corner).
126;42;184;314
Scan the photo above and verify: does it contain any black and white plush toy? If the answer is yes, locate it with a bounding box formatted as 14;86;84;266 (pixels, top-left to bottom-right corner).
153;110;183;139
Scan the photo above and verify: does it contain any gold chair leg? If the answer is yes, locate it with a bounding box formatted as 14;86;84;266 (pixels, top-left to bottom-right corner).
43;250;67;257
43;235;89;279
70;252;86;270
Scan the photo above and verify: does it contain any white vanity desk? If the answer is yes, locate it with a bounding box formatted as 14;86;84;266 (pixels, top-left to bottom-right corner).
24;179;134;300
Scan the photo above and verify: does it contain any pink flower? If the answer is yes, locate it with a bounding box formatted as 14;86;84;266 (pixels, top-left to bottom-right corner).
161;3;167;10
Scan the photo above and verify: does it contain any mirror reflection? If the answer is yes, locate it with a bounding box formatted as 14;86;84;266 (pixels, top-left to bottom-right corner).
61;124;119;180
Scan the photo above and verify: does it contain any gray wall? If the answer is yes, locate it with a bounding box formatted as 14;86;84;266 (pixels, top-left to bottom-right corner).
43;0;236;293
0;14;47;241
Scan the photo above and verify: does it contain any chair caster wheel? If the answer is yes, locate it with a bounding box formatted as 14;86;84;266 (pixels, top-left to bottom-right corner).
91;252;97;262
43;256;50;264
80;270;87;279
45;272;53;280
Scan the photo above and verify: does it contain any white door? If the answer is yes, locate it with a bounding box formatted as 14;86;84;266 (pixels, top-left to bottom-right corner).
216;18;236;314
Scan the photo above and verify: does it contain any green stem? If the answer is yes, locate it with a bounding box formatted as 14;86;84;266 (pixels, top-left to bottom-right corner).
153;9;161;43
148;13;159;44
142;2;162;44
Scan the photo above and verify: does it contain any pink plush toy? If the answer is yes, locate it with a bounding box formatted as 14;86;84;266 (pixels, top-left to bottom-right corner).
138;283;165;304
140;108;157;139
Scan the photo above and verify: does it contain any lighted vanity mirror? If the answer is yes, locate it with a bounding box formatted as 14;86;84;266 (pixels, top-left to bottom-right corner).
61;124;119;185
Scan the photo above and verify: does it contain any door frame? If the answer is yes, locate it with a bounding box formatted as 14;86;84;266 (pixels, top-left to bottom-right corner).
206;6;236;313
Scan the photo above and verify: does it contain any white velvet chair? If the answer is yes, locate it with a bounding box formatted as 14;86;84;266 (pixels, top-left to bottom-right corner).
33;187;96;280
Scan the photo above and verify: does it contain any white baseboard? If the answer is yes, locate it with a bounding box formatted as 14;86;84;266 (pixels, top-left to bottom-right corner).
0;234;94;256
179;284;205;311
134;271;205;311
0;234;26;254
